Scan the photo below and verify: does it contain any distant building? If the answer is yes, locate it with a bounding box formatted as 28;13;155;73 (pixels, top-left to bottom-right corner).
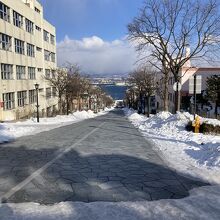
155;48;220;115
0;0;57;121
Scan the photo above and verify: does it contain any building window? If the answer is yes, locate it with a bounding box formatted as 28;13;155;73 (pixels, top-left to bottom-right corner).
51;70;56;78
43;30;49;42
45;69;50;78
36;47;42;52
15;38;25;54
35;25;41;31
50;34;55;45
28;67;36;79
29;89;36;104
3;92;15;110
17;91;27;107
51;53;56;62
0;33;11;51
52;87;56;97
16;65;25;80
25;18;34;33
27;43;35;57
46;88;51;99
0;2;10;22
37;68;42;72
35;7;40;14
13;10;23;28
44;50;50;61
168;77;172;85
1;64;13;79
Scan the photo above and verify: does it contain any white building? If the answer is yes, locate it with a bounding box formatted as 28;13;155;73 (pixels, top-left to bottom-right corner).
0;0;57;121
156;48;220;115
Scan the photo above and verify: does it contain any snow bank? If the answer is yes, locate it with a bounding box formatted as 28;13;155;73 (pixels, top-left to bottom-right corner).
124;109;220;184
202;118;220;127
0;108;113;144
0;185;220;220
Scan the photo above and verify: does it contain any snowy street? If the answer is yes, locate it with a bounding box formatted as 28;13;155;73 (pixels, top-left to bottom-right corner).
0;109;219;219
0;109;207;203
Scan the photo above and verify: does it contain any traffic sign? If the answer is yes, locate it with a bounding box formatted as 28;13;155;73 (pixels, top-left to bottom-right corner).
173;82;182;91
189;75;202;94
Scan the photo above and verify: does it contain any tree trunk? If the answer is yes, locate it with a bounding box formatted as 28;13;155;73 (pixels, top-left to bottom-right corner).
66;94;69;115
147;95;150;117
174;74;181;113
163;74;169;111
138;92;142;113
143;96;146;114
215;101;218;119
58;94;62;115
175;90;181;113
77;96;81;111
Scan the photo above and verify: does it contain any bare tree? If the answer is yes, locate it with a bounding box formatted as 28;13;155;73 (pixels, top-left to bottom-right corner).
65;64;82;113
129;67;157;117
128;0;220;112
45;68;69;114
45;64;83;114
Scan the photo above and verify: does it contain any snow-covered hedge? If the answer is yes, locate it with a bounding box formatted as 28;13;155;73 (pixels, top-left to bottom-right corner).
186;117;220;134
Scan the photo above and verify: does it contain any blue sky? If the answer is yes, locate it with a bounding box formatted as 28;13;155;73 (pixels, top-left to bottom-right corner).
40;0;143;42
39;0;143;74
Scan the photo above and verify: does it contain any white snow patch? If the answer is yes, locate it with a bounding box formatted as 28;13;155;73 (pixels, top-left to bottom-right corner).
0;185;220;219
0;108;113;144
124;108;220;184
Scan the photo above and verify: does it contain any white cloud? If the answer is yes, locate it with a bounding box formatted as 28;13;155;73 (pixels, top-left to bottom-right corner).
57;35;137;75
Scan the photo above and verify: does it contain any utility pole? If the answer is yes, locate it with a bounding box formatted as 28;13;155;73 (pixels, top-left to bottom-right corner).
193;74;197;119
189;74;202;120
34;83;40;123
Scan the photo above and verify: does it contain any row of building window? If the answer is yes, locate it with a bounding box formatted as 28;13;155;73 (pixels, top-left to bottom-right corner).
43;30;55;44
46;87;56;99
0;33;56;61
1;64;36;80
0;2;55;44
3;88;56;110
44;49;56;62
3;90;35;110
0;64;54;80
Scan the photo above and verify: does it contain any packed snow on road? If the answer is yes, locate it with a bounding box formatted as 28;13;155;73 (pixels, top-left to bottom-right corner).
0;109;112;144
0;185;220;220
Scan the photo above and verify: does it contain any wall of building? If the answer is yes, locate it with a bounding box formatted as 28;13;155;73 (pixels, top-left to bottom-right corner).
155;67;220;113
0;0;57;121
156;67;220;113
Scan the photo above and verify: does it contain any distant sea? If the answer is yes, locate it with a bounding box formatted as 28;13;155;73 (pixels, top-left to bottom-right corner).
100;85;128;100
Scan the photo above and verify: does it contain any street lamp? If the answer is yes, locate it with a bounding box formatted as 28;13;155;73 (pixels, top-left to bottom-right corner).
34;83;40;123
81;91;89;110
90;95;97;112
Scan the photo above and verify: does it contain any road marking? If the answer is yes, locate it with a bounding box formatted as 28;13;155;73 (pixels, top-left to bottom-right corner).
1;122;106;202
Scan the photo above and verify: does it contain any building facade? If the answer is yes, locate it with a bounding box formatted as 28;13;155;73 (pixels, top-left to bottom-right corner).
0;0;57;121
156;66;220;115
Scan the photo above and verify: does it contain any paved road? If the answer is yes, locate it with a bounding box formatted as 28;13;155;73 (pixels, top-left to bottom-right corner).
0;110;207;204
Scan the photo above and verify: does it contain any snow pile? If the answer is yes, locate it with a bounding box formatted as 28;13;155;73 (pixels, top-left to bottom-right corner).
124;109;220;184
0;108;113;144
202;118;220;127
71;110;96;120
0;185;220;220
